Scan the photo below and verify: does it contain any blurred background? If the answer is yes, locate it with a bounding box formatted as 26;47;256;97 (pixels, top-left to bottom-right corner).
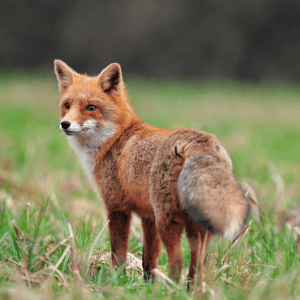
2;0;300;81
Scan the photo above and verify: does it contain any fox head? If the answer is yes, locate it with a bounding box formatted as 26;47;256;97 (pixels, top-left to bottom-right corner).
54;60;138;148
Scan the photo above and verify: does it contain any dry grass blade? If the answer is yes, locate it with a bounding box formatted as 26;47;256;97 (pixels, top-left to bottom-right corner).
30;266;52;278
49;265;69;286
152;268;177;292
68;223;82;281
193;281;216;298
89;221;97;238
243;182;261;220
211;263;230;283
220;276;243;289
126;253;176;286
11;219;26;242
67;223;77;270
245;264;276;268
152;268;177;287
201;230;209;264
275;252;284;263
0;258;24;267
28;196;50;269
0;258;10;265
94;250;176;290
23;268;32;288
204;236;218;266
11;220;28;271
222;221;252;261
30;260;69;287
94;251;144;275
126;253;143;272
86;220;109;276
20;275;40;285
269;164;284;212
0;231;9;248
35;236;70;269
50;244;71;276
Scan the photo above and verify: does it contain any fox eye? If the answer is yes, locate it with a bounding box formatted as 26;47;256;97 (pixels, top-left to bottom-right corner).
86;105;97;112
64;103;70;109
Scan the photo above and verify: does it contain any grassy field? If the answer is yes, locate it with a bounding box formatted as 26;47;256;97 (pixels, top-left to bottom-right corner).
1;72;300;299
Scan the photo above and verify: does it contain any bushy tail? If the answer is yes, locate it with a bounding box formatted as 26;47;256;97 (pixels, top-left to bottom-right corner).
177;155;251;239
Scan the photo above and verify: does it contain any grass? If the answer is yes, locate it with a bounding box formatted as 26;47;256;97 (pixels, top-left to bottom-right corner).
1;72;300;299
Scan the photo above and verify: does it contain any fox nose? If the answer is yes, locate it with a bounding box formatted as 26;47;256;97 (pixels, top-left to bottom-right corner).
61;121;71;130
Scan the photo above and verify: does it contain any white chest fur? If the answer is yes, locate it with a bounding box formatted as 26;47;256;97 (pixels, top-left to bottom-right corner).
69;140;97;179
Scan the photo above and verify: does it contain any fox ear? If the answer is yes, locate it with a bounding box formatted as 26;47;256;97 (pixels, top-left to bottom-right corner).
54;60;75;93
98;63;123;95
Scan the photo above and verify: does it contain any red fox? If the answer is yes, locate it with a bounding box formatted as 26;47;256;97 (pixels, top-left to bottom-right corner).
54;60;251;287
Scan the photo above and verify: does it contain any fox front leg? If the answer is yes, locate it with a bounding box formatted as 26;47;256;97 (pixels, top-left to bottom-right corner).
108;211;132;269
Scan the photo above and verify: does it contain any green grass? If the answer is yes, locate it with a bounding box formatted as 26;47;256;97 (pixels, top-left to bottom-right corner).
1;73;300;299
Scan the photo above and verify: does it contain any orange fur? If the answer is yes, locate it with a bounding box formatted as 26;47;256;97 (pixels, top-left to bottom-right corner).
54;60;251;287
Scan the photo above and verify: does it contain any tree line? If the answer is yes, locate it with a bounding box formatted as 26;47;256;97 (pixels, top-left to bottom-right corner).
2;0;300;81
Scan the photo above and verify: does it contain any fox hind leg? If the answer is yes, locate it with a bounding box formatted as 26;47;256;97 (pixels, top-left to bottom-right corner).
158;220;184;283
141;216;161;281
186;221;212;290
